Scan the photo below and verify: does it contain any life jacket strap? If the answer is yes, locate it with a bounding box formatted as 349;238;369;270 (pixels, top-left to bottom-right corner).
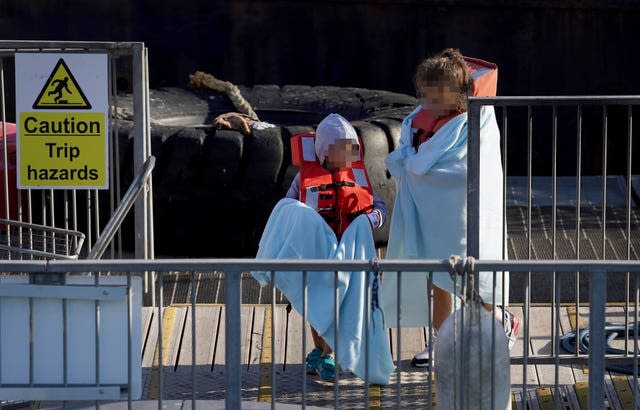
346;204;375;222
309;183;336;192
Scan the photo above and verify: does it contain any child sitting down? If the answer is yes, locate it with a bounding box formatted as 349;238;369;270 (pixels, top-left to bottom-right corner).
252;113;394;384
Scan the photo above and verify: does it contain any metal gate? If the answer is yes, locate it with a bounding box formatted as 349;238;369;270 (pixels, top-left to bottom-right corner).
0;41;153;263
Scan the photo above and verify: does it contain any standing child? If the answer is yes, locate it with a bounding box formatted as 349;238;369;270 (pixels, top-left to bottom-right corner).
381;48;520;368
252;113;394;384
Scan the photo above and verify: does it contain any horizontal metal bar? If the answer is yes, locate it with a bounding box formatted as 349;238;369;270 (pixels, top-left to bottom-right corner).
0;41;143;52
0;261;50;271
0;49;136;58
0;284;126;300
470;259;640;272
0;386;121;400
41;258;640;274
45;258;450;273
3;258;640;275
510;355;638;365
469;95;640;106
0;245;80;260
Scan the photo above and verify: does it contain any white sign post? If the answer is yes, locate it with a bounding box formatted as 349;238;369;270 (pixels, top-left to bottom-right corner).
15;53;109;189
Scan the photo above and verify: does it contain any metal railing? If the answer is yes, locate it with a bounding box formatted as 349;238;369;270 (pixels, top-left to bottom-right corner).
1;258;639;409
0;41;153;264
465;95;640;409
467;95;638;262
468;95;638;263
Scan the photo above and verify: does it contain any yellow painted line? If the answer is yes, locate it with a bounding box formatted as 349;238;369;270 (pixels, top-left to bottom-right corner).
258;305;273;402
368;384;381;409
574;381;589;410
566;306;589;374
536;387;555;410
566;306;586;332
511;392;517;409
613;376;635;409
148;306;177;400
432;379;437;409
171;303;289;308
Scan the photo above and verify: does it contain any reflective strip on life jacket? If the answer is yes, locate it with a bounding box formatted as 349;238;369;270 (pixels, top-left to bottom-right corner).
304;186;319;210
352;168;369;188
298;134;317;162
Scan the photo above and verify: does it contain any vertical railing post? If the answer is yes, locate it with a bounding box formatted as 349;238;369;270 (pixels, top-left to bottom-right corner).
467;99;481;261
0;58;9;223
588;270;606;409
225;270;242;409
132;43;153;305
131;43;149;260
143;46;155;265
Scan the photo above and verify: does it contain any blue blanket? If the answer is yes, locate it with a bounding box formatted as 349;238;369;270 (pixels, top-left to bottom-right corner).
381;105;508;327
253;198;395;384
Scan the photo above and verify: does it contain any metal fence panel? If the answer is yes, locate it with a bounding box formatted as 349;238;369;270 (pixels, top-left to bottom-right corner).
0;258;638;409
0;40;153;265
0;273;142;401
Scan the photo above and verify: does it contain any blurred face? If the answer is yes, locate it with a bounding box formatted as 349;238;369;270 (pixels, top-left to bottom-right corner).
325;139;359;170
418;79;460;118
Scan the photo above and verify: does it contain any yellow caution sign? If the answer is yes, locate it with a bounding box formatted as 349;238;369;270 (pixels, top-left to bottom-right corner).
19;112;106;188
16;52;108;189
32;58;92;109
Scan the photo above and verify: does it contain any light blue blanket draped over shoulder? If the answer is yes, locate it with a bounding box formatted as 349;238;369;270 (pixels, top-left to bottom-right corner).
381;105;508;328
252;198;395;384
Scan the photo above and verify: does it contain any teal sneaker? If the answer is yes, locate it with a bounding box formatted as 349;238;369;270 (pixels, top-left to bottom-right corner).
305;347;322;374
319;355;336;381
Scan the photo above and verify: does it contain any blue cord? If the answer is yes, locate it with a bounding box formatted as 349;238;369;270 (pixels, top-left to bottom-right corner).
559;322;640;375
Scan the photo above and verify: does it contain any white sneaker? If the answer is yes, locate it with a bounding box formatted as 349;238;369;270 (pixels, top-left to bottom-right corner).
411;342;434;368
500;308;521;351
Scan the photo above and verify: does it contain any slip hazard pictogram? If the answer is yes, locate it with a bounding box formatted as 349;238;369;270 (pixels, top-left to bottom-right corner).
32;58;92;109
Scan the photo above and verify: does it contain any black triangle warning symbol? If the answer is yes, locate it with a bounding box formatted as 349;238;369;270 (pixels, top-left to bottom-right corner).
32;58;92;109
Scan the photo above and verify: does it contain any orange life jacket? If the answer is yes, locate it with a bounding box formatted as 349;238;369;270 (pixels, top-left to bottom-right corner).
412;56;498;148
290;133;374;237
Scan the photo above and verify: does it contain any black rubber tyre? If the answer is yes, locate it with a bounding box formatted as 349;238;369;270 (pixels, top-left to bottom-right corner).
352;120;397;246
114;86;416;256
368;117;403;151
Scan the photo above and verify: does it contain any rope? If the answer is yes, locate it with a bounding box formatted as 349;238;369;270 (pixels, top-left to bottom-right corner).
560;322;640;375
188;71;259;120
448;255;484;305
448;255;463;277
449;255;465;301
464;256;485;306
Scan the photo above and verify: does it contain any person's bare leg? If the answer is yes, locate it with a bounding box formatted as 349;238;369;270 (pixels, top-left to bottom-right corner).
432;286;453;331
310;326;324;349
484;303;504;320
310;326;334;356
310;328;336;380
307;326;329;373
412;286;452;367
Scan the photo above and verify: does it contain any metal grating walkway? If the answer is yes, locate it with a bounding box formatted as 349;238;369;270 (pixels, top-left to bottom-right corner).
43;304;635;409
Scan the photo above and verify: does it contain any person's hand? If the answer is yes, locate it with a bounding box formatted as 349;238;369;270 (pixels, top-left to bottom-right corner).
213;112;258;135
